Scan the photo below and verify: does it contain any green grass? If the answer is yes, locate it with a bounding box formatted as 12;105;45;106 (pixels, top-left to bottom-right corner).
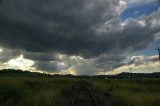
0;77;160;106
90;78;160;106
0;77;77;106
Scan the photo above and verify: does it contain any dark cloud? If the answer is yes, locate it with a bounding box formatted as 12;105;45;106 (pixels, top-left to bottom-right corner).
0;0;125;58
22;52;57;62
0;0;160;74
0;48;21;62
34;61;70;72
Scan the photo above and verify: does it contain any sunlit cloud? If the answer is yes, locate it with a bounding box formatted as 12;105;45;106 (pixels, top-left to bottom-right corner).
0;48;2;53
4;55;35;71
105;55;160;75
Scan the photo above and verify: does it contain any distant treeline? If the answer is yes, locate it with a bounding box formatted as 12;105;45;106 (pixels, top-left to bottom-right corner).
116;72;160;78
0;69;160;78
0;69;75;78
0;69;52;77
94;72;160;79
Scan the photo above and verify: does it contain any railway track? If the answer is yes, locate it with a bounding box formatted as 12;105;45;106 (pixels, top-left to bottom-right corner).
70;80;100;106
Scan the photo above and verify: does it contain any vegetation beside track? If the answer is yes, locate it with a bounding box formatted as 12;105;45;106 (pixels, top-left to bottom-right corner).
0;77;160;106
91;78;160;106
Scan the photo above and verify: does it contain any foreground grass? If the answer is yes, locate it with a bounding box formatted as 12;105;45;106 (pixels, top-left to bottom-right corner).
91;78;160;106
0;77;77;106
0;77;160;106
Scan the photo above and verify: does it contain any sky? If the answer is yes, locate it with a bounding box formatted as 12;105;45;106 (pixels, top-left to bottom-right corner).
0;0;160;75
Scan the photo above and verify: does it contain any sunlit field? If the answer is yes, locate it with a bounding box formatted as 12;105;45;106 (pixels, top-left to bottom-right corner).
0;77;160;106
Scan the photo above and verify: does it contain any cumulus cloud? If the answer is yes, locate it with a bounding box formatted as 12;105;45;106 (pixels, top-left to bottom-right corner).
0;0;159;75
0;55;35;71
0;47;21;62
126;55;159;66
0;0;126;57
105;55;160;75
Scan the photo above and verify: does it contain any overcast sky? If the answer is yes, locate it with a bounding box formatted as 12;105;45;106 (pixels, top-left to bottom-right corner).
0;0;159;75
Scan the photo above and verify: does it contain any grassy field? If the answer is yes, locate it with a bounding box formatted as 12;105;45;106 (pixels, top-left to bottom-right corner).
0;77;78;106
0;77;160;106
91;78;160;106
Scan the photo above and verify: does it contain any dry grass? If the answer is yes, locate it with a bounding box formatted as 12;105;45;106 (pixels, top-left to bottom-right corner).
91;78;160;106
0;77;77;106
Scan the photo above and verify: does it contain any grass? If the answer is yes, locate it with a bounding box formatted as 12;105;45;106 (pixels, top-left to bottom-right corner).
0;77;77;106
0;77;159;106
90;78;160;106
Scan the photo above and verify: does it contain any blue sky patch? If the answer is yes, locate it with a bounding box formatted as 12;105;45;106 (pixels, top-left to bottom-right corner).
131;39;160;56
120;1;160;21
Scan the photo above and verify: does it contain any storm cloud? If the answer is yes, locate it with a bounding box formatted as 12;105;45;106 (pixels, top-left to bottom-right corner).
0;0;126;57
0;0;159;74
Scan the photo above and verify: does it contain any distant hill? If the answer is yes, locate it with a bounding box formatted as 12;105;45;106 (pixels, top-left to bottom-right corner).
0;69;160;78
0;69;76;78
92;72;160;79
0;69;52;77
116;72;160;78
